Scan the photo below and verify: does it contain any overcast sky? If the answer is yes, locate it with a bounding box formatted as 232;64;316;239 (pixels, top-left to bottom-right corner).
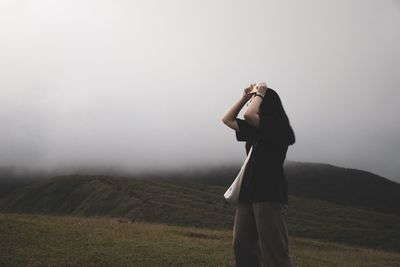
1;0;399;182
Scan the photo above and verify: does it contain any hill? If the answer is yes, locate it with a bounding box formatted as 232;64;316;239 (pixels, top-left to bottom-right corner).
0;175;399;252
284;161;400;215
143;161;400;216
2;160;399;216
1;212;400;267
0;166;46;198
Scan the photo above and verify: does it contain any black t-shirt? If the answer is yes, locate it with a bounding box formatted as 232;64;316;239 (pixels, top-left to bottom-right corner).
235;116;289;204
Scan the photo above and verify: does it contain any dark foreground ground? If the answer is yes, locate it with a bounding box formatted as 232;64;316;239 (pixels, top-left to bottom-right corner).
1;212;400;267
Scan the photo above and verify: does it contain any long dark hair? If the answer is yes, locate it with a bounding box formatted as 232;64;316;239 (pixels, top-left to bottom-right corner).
259;88;296;146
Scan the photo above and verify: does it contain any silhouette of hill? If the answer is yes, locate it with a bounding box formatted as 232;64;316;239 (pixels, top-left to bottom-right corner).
1;160;399;217
0;175;399;252
284;161;400;215
143;161;400;216
0;166;47;198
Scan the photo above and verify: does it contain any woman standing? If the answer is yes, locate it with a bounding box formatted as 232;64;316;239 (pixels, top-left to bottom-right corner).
221;82;295;267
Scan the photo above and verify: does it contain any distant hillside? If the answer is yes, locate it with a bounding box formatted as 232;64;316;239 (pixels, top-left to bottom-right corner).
2;161;399;216
1;175;399;252
284;161;400;215
0;175;232;229
144;161;400;216
0;166;48;198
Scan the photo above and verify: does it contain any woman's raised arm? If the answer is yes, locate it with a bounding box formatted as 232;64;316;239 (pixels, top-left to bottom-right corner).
221;84;254;131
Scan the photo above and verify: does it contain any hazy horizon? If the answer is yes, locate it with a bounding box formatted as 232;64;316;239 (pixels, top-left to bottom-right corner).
1;0;399;182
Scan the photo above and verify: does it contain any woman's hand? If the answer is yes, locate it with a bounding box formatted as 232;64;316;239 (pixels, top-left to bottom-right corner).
256;82;268;97
243;83;257;101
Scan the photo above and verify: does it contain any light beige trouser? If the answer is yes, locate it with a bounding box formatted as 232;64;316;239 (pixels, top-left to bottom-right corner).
232;201;293;267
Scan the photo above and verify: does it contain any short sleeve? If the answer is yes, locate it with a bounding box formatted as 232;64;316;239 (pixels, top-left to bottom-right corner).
235;118;253;142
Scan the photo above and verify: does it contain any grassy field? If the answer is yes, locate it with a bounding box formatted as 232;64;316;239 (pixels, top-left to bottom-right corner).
1;212;400;267
1;175;399;252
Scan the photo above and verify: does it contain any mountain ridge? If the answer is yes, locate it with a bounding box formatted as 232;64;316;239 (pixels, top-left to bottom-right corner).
0;174;399;252
1;160;399;216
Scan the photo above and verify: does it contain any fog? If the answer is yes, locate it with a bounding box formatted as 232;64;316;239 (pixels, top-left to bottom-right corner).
1;0;399;182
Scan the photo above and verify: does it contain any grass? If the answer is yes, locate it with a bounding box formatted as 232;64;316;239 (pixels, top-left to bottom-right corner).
1;175;400;252
1;212;400;267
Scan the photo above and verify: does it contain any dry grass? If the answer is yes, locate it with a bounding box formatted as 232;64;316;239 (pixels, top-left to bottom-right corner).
1;212;399;267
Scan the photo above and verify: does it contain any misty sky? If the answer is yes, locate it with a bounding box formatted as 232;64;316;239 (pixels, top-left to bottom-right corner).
1;0;399;182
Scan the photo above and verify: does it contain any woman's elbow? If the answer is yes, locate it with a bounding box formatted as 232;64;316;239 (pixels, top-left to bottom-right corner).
221;117;235;127
221;117;230;125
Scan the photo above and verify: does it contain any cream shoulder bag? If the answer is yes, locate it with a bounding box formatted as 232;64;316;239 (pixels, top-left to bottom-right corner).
224;145;254;205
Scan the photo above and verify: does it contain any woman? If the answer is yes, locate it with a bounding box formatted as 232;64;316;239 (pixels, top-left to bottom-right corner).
221;82;295;267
